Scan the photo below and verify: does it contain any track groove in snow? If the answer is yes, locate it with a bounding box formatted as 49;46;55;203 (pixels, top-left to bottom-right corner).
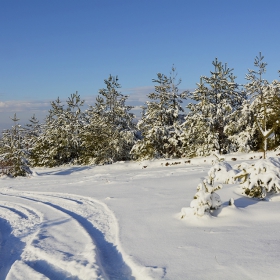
0;190;154;280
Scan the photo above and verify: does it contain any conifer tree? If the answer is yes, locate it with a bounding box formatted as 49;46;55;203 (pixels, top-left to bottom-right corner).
131;67;187;160
225;100;260;152
80;75;136;164
23;114;41;154
244;53;280;158
31;92;85;167
181;59;244;157
0;114;31;176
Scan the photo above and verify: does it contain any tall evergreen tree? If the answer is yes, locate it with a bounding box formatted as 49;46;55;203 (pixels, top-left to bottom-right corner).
31;92;85;167
225;99;260;153
181;58;244;157
243;53;280;158
131;67;187;160
0;114;31;177
80;75;136;164
23;114;41;154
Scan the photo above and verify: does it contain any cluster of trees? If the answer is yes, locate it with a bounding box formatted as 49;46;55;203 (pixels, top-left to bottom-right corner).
1;53;280;177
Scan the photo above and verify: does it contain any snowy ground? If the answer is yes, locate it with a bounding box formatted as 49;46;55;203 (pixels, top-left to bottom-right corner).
1;152;280;279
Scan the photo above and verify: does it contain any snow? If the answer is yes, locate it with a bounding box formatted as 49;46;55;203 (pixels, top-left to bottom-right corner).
1;152;280;279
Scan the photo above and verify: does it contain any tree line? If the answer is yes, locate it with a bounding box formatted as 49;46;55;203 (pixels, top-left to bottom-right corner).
1;53;280;177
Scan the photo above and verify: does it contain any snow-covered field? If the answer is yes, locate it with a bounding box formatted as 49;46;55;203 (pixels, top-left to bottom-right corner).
1;152;280;280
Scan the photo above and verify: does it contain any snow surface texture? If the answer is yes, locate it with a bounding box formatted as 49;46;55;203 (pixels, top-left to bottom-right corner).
1;152;280;279
0;190;159;279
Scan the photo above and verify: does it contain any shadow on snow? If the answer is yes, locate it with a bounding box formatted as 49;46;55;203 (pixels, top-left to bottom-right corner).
0;217;25;280
38;166;92;176
17;196;135;280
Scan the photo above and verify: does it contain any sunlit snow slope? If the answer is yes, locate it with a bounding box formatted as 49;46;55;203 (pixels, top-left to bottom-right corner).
1;152;280;279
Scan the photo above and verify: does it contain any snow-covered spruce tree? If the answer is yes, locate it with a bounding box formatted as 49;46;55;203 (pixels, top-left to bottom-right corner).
131;67;187;160
243;53;280;158
80;75;136;164
30;92;85;167
181;59;245;157
0;114;31;177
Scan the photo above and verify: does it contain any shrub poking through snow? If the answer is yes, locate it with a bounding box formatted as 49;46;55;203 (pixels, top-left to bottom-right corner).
229;198;235;206
208;161;238;184
181;157;280;219
181;179;223;218
236;157;280;199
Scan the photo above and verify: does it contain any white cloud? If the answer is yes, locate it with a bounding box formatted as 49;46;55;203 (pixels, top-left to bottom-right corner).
123;86;154;103
0;99;52;132
0;100;51;113
0;85;192;132
0;102;8;108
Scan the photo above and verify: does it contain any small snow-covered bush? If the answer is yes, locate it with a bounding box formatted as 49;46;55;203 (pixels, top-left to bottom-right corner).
236;157;280;199
208;161;238;184
181;179;222;217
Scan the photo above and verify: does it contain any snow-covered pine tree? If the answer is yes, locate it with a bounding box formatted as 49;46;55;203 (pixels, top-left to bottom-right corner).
64;92;85;161
0;114;31;177
31;92;85;167
270;87;280;148
80;75;136;164
268;71;280;149
181;58;244;157
23;114;41;155
244;53;280;158
131;67;187;160
224;98;260;153
189;179;222;217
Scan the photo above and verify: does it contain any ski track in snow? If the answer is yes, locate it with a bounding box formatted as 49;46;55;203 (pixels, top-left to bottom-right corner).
0;189;157;280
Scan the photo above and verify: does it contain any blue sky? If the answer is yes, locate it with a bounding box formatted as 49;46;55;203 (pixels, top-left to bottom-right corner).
1;0;280;130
